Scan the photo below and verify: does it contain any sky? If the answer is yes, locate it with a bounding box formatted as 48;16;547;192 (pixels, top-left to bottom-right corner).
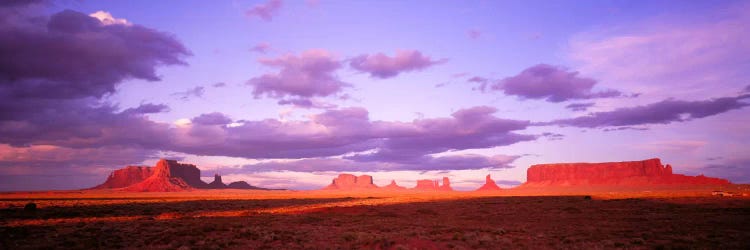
1;0;749;191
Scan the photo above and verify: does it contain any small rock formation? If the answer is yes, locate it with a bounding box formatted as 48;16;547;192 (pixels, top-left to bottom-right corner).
383;180;407;190
476;174;502;191
523;158;731;187
227;181;259;189
207;174;228;189
413;177;452;191
440;177;452;191
324;174;378;190
93;166;154;189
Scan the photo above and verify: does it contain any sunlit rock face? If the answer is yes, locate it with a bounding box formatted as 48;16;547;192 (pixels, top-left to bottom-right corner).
383;180;407;190
524;158;730;187
476;174;502;191
93;159;266;191
93;166;154;189
124;159;194;192
413;177;453;191
324;174;378;190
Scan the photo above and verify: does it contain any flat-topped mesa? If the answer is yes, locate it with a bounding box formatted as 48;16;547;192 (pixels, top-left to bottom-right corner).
524;158;731;187
383;180;407;190
125;159;194;192
94;159;271;191
476;174;502;191
324;174;378;190
413;177;453;191
92;165;153;189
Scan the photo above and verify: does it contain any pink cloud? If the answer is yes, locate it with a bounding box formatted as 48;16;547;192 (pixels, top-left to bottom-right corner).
467;29;481;39
247;49;348;98
250;42;271;53
245;0;283;21
349;50;445;78
568;3;750;99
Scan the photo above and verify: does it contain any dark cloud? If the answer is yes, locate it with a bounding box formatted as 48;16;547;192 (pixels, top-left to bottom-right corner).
212;82;227;88
345;106;534;163
0;3;187;150
489;64;621;102
544;95;750;128
245;0;283;21
123;103;170;114
240;154;519;172
171;86;205;100
0;8;190;100
167;106;534;162
349;50;445;79
191;112;232;125
247;49;348;99
565;102;595;111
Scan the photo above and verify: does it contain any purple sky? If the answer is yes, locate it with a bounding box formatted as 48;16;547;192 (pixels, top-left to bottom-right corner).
1;0;749;191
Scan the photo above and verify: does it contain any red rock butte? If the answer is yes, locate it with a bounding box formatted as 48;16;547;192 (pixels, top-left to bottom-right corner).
323;174;453;191
522;158;731;187
93;159;267;192
414;177;453;191
476;174;502;191
324;174;378;190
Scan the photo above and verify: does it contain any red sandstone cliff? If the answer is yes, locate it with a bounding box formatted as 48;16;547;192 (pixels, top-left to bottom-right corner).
476;174;502;191
124;159;194;192
523;158;730;187
413;177;452;191
94;159;269;191
324;174;378;190
93;166;153;189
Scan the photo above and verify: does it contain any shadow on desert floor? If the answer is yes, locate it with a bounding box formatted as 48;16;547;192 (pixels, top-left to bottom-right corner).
2;194;749;249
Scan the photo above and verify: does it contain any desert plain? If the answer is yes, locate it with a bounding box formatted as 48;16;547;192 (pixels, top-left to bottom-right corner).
2;185;749;249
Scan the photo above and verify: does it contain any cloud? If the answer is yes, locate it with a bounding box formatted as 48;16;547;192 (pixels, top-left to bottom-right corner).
241;154;520;172
171;86;205;100
544;94;750;128
568;3;750;98
349;50;445;79
277;98;336;109
490;64;622;102
565;102;595;111
250;42;271;53
212;82;227;88
191;112;232;125
88;10;130;26
0;4;186;150
467;29;481;39
245;0;283;21
247;49;348;99
166;106;534;162
0;8;190;100
123;103;170;114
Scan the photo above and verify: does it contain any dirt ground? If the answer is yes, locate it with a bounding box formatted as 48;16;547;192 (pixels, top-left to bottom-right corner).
1;186;749;249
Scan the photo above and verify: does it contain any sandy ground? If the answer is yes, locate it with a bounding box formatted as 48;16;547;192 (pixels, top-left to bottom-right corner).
1;185;749;249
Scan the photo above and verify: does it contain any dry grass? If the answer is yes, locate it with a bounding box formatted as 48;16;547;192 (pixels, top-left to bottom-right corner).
1;186;749;249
